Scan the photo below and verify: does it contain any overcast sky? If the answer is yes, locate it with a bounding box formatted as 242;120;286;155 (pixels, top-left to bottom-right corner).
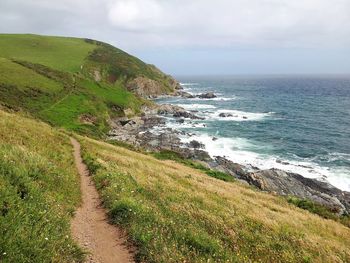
1;0;350;75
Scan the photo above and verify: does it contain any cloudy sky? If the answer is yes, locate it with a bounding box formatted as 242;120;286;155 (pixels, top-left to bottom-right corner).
1;0;350;75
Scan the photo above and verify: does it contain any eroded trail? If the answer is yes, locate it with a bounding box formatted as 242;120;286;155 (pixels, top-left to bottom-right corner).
70;138;134;263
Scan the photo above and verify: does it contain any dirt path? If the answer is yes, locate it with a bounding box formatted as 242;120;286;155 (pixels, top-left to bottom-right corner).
70;138;134;263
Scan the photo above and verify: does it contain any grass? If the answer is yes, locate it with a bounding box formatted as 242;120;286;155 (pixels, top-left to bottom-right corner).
0;34;95;72
38;78;144;136
287;197;350;228
80;136;350;263
0;110;84;262
153;150;235;182
83;41;176;93
0;58;63;93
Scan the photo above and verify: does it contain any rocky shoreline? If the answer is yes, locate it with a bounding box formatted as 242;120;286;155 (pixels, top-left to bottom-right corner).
108;95;350;216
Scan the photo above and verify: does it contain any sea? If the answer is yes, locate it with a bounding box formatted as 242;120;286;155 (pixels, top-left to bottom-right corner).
156;75;350;191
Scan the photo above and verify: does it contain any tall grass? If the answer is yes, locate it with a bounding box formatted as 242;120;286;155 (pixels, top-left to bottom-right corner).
81;137;350;263
0;110;84;262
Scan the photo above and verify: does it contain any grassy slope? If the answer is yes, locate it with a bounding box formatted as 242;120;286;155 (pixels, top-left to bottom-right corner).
0;34;95;72
0;34;146;136
81;137;350;263
0;110;83;263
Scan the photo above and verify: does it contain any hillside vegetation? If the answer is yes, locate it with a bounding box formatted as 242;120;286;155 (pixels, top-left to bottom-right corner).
0;110;83;262
0;34;177;136
81;136;350;263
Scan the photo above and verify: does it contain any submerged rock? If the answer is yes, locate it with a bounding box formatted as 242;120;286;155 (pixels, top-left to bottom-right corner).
219;112;233;117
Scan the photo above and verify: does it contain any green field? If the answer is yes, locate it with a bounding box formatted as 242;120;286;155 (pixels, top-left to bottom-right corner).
0;34;94;72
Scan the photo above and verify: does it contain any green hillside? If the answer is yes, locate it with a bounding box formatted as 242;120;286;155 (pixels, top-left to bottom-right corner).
0;34;94;72
0;34;176;136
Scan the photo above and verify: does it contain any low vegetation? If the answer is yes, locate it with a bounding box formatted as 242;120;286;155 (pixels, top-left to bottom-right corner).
287;197;350;228
81;137;350;263
153;150;235;182
0;110;83;262
0;34;95;72
0;34;173;137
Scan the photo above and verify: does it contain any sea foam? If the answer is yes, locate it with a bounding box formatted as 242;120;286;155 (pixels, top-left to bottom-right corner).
209;109;274;121
179;133;350;191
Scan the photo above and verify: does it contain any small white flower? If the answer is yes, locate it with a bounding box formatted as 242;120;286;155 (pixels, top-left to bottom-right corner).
3;252;6;255
45;237;48;240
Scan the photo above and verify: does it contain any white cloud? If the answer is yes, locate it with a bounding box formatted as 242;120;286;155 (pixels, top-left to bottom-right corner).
108;0;162;30
0;0;350;49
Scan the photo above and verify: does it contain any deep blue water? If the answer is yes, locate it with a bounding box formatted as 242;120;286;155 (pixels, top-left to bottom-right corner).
158;76;350;191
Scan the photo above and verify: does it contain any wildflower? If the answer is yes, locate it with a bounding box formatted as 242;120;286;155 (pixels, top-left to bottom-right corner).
45;237;48;240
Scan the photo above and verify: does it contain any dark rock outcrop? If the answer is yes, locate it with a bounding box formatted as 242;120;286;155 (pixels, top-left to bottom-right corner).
187;140;205;149
246;169;350;215
197;92;217;99
209;157;350;215
173;111;204;120
219;112;233;118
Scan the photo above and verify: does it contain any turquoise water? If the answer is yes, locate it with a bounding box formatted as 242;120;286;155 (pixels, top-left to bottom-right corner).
157;76;350;191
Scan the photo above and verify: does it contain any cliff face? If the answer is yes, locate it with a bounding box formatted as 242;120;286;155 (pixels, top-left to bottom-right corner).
126;75;181;98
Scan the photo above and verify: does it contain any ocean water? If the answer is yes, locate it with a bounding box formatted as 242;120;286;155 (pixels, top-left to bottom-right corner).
156;76;350;191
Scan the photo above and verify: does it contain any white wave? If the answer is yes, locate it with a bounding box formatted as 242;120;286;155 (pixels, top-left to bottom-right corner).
176;104;217;109
328;152;350;162
189;96;237;101
166;121;207;129
208;109;274;121
179;133;350;191
180;82;199;86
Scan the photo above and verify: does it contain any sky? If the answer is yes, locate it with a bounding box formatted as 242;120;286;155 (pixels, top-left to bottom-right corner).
1;0;350;75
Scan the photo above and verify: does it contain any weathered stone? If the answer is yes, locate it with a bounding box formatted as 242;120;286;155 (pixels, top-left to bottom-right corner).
187;140;204;149
173;110;204;120
244;169;350;215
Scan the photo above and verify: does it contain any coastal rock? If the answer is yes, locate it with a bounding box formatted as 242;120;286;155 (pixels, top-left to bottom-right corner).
173;147;212;162
211;156;248;178
245;169;350;215
187;140;205;149
173;110;204;120
197;92;217;99
156;104;184;115
126;77;173;98
178;91;195;98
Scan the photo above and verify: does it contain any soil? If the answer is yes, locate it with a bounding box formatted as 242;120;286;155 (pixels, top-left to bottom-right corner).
70;137;134;263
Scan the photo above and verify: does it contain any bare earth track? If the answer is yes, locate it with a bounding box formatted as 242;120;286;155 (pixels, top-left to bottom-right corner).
70;137;134;263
